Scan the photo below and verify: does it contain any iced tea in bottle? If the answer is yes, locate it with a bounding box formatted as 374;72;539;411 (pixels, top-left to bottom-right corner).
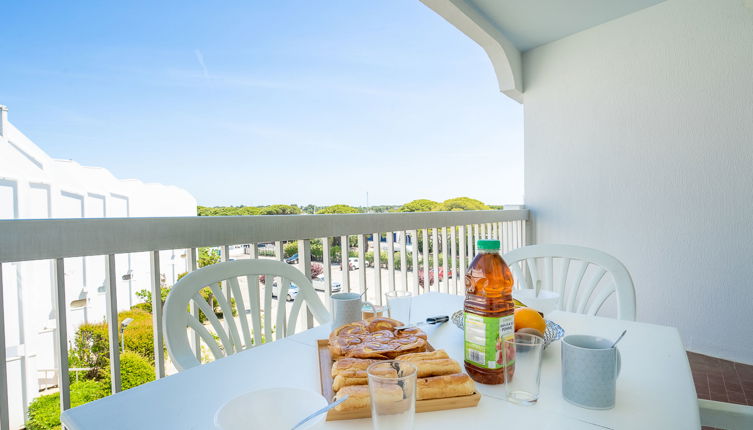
464;239;515;384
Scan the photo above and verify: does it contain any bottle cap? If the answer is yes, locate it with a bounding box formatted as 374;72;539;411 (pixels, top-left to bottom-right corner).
477;239;500;250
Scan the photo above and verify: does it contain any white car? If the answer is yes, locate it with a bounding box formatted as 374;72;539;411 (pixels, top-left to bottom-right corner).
312;275;342;293
271;282;299;302
347;257;360;270
272;276;341;301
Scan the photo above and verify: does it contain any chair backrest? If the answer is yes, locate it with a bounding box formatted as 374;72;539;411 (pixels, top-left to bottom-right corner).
503;244;636;321
163;259;331;371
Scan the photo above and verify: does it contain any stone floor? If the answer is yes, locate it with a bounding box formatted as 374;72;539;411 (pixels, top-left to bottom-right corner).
688;351;753;430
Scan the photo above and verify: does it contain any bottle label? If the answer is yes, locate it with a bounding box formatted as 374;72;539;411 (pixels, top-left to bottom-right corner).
464;312;515;369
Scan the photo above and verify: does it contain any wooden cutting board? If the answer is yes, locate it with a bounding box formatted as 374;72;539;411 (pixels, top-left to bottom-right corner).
317;339;481;420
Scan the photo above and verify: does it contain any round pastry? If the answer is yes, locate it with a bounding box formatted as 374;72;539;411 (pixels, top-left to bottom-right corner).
329;317;428;359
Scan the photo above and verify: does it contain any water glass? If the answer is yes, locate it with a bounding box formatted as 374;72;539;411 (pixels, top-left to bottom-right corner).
385;291;412;324
503;332;545;405
367;361;417;430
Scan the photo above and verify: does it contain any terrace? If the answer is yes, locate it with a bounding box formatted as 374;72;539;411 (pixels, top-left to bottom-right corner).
1;0;752;429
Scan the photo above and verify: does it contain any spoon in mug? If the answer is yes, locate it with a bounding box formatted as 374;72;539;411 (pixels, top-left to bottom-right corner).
610;330;627;348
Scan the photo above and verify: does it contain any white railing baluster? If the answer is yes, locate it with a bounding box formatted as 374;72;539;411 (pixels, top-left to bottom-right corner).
105;254;121;393
473;224;479;253
458;226;467;292
450;227;458;294
373;233;383;305
220;245;232;341
409;230;419;295
441;227;449;294
322;238;332;310
52;258;71;411
422;229;429;294
466;225;473;260
298;239;313;328
245;243;260;346
386;232;395;294
188;248;200;361
431;228;439;293
149;251;165;379
358;235;367;297
0;263;10;430
340;235;350;293
400;231;408;292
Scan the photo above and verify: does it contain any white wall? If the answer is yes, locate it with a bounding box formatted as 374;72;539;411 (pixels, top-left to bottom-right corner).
523;0;753;363
0;109;197;428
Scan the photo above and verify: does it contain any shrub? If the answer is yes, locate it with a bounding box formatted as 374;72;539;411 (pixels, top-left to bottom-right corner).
418;270;435;288
99;351;155;393
72;322;109;379
119;309;155;363
26;380;104;430
311;262;323;278
72;308;155;378
283;241;298;258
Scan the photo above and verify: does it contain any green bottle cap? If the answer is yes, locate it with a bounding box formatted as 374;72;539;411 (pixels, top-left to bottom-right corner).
477;239;500;250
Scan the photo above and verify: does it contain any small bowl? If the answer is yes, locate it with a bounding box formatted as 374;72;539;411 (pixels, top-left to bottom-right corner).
451;310;565;349
214;387;327;430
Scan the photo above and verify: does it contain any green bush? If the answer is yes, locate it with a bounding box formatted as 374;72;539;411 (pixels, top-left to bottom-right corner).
119;309;155;363
72;308;155;378
283;241;298;258
27;380;104;430
72;322;109;379
316;204;361;214
99;351;155;393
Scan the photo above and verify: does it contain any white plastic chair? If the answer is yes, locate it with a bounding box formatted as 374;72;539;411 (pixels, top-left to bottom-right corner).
163;259;331;371
699;399;753;429
503;244;636;321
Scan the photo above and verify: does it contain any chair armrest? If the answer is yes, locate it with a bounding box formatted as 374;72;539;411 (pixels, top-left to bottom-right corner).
699;399;753;429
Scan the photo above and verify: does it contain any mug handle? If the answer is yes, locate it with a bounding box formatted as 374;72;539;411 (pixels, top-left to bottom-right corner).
614;348;622;379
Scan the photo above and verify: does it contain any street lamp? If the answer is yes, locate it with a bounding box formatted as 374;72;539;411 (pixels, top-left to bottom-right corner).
120;318;134;352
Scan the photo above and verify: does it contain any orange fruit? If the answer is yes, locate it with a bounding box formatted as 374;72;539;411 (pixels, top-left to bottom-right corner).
514;307;546;333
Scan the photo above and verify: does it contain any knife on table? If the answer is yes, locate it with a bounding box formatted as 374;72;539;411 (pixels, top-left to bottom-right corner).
395;315;449;330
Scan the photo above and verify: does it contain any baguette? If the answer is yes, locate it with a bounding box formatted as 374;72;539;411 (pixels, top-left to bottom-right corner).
416;373;476;400
397;349;449;362
331;358;376;377
332;367;397;391
413;358;461;378
333;384;403;412
332;370;368;391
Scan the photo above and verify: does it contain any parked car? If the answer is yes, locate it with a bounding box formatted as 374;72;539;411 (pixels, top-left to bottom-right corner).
312;275;342;293
285;253;299;264
271;281;299;302
347;257;360;270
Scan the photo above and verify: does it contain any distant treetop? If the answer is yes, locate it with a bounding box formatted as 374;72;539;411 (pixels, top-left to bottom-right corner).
257;204;301;215
316;204;362;214
398;199;438;212
433;197;491;211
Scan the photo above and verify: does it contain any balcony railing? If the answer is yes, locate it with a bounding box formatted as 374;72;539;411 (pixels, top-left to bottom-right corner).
0;208;528;430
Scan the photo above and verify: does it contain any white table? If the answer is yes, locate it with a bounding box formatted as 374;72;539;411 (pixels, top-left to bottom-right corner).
61;293;700;429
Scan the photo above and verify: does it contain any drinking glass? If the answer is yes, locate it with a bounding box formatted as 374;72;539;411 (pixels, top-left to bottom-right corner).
385;291;412;325
503;332;545;405
367;361;417;430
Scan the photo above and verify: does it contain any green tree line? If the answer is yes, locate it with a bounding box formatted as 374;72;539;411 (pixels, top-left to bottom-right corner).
198;197;501;216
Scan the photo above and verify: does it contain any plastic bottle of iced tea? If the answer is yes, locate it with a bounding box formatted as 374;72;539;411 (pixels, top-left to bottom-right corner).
464;239;515;384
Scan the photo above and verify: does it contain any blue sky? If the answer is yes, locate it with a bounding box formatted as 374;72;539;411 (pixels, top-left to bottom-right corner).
1;0;523;207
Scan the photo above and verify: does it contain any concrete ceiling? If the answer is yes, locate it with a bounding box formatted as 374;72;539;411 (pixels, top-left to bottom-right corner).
466;0;665;52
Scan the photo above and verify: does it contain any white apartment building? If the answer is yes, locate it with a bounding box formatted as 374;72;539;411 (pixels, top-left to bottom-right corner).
0;105;196;428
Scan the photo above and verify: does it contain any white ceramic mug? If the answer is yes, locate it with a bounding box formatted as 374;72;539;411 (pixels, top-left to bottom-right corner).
561;334;622;409
330;293;363;330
